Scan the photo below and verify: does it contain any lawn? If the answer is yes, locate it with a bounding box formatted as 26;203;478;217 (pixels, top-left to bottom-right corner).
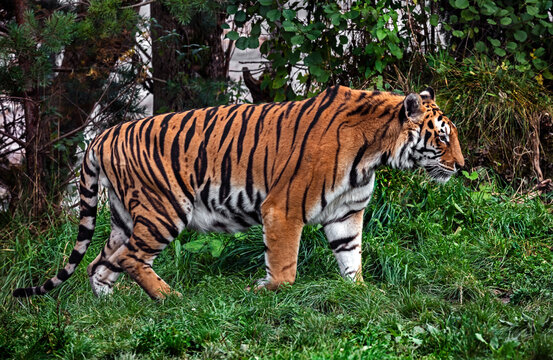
1;170;552;359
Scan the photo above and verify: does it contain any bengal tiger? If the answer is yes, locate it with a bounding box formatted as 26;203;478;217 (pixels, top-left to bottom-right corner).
13;85;464;300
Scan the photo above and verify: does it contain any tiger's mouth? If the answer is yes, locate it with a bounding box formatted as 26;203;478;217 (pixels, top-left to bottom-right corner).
424;164;455;183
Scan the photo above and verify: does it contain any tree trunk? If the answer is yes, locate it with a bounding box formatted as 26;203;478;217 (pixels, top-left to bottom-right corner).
23;95;48;216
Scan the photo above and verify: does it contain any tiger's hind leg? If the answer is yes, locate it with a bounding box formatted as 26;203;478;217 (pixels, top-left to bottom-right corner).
108;213;184;299
323;210;364;282
87;189;133;296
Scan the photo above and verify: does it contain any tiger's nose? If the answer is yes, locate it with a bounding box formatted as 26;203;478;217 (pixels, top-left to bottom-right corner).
455;157;465;169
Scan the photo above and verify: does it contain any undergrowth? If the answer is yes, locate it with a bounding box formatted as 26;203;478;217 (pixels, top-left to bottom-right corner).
430;54;553;182
0;170;552;359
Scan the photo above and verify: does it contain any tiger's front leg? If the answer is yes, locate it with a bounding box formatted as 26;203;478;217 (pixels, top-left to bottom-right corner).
323;210;364;282
256;205;304;290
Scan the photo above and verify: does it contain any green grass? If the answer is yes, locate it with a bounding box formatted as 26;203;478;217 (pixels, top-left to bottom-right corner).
1;169;552;359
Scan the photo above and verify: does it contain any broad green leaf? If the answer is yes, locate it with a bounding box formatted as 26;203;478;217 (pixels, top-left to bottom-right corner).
376;28;386;41
506;42;517;52
452;30;464;37
235;36;248;50
282;20;296;31
487;19;497;25
494;47;506;56
388;42;403;58
515;51;527;64
475;333;487;344
209;239;224;257
291;34;304;45
183;239;207;253
461;9;475;20
533;58;547;70
375;59;383;73
500;17;512;25
226;31;239;41
221;23;230;29
514;30;527;41
283;9;296;20
234;10;246;22
429;14;439;26
247;37;259;49
272;76;287;89
527;5;539;16
488;37;500;47
259;0;273;5
455;0;469;9
309;65;324;77
330;13;341;26
266;9;281;21
534;47;545;57
304;52;322;65
250;23;261;37
475;41;487;52
226;4;238;14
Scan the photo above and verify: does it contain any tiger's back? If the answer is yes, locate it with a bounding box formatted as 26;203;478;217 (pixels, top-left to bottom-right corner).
14;85;464;299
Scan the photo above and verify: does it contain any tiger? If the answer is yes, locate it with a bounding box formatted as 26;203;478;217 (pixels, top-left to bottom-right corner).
13;85;464;300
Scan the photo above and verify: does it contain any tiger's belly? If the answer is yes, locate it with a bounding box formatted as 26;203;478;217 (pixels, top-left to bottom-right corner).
187;184;264;233
186;171;375;233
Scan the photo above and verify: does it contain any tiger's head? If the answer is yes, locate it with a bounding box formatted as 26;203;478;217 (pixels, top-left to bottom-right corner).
399;87;464;183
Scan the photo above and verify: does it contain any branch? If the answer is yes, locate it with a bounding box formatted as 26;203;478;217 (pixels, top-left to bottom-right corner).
0;130;25;147
122;0;156;9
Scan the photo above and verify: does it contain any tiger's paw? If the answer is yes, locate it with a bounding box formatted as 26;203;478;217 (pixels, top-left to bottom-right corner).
246;278;272;292
89;277;114;297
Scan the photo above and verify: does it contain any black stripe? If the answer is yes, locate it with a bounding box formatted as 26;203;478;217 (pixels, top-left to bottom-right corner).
275;112;284;153
329;235;357;251
291;96;317;146
218;110;239;150
184;117;197;152
80;199;97;217
301;184;310;224
56;269;70;281
43;279;55;291
237;105;254;161
335;243;360;253
110;202;132;238
350;142;369;187
158;113;176;156
77;225;95;241
219;138;234;203
68;249;84;264
80;183;97;198
321;179;327;209
200;178;212;211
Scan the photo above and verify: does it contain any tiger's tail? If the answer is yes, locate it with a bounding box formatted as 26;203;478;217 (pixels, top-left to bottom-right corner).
13;147;100;297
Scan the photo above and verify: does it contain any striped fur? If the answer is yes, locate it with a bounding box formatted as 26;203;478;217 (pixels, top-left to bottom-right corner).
13;85;464;299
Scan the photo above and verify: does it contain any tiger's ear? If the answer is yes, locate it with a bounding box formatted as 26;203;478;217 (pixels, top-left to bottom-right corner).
403;93;424;123
420;87;435;101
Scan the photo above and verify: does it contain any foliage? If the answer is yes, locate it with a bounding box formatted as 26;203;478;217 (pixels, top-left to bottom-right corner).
442;0;553;83
226;0;552;99
2;171;553;358
0;0;147;214
431;54;553;181
150;0;232;113
226;0;410;100
0;10;77;93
